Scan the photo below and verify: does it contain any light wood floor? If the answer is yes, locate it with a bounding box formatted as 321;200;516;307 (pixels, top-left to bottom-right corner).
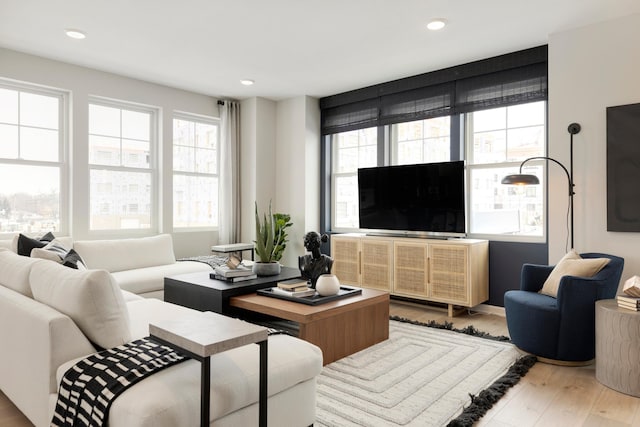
2;300;639;427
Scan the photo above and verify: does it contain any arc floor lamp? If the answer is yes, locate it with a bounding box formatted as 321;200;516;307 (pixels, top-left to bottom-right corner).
501;123;581;249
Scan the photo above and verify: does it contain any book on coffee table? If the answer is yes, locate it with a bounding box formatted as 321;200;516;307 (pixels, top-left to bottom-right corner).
214;264;254;278
272;286;316;298
277;278;310;291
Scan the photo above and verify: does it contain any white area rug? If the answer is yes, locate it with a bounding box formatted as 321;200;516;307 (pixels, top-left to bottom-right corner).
315;320;523;426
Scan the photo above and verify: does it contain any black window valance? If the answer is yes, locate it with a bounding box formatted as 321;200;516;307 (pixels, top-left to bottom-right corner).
320;45;548;135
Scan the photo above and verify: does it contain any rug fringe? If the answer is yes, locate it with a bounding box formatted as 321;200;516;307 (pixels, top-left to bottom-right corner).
446;355;538;426
389;315;511;342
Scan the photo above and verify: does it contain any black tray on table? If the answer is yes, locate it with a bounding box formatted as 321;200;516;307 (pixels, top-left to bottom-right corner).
257;286;362;305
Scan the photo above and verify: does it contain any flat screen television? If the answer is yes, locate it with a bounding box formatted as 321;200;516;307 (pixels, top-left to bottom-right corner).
357;161;466;237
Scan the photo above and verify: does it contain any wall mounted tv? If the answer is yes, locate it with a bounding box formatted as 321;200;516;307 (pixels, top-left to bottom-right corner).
357;161;466;237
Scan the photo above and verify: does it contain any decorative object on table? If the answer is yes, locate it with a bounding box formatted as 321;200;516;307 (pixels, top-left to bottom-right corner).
253;201;292;276
623;275;640;297
226;252;242;269
502;122;581;250
298;231;333;288
315;274;340;296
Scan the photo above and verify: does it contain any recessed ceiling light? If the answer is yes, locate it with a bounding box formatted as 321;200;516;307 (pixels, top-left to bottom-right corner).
240;79;255;86
426;19;447;31
65;29;86;39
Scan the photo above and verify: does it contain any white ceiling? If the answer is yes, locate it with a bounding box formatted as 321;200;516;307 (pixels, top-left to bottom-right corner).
1;0;639;101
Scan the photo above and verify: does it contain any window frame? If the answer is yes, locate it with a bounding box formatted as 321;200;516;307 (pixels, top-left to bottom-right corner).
87;96;158;233
465;101;548;243
323;101;548;242
0;79;69;238
172;111;220;231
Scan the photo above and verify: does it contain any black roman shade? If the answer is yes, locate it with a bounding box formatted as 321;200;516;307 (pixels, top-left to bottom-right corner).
320;45;548;135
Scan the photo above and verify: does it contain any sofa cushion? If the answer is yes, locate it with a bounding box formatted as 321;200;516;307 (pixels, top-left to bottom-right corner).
111;261;212;295
74;234;176;272
0;249;44;297
30;261;132;349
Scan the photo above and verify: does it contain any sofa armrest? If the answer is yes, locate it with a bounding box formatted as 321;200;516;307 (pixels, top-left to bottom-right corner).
0;286;95;427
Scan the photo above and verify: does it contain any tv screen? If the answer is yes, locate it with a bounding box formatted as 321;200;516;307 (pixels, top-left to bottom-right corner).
357;161;466;236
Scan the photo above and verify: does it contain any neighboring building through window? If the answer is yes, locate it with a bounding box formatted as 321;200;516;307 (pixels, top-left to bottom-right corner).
172;115;219;229
331;127;377;230
88;100;155;230
0;82;66;234
392;116;451;165
467;101;546;237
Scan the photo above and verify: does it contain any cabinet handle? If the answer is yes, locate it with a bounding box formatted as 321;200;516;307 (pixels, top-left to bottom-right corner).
358;251;362;275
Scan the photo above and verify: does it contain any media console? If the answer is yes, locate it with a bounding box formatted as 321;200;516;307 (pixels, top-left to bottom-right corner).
331;233;488;316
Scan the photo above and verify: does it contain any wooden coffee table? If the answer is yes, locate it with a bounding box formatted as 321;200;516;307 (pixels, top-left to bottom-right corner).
230;288;389;365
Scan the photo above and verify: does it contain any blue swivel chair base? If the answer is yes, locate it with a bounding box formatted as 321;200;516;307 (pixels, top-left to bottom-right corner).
504;253;624;364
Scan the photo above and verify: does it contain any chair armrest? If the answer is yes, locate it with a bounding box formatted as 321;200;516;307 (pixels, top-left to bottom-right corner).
520;263;553;292
556;275;610;310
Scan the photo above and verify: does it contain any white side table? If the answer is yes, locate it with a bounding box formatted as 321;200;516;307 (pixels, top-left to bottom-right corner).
150;311;268;426
595;299;640;397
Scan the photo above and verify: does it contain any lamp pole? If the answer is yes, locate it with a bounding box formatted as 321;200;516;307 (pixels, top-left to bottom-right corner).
567;123;581;249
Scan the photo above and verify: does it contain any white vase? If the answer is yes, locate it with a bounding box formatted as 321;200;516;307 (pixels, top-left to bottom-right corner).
315;274;340;296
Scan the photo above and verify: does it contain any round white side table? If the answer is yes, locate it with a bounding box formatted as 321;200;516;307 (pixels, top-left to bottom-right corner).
595;299;640;397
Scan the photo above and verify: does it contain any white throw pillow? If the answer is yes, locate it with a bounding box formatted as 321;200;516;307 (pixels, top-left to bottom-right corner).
539;250;610;298
31;239;87;270
30;261;131;349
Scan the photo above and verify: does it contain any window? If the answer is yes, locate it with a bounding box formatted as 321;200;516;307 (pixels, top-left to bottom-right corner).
173;115;219;229
331;127;377;229
392;117;451;165
467;101;546;237
0;82;66;234
88;100;155;230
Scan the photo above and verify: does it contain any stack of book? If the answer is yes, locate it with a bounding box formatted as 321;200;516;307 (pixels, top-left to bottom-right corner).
211;264;257;282
616;294;640;311
272;278;315;298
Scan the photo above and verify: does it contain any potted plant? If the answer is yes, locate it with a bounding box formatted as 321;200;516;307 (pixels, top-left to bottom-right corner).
253;201;292;276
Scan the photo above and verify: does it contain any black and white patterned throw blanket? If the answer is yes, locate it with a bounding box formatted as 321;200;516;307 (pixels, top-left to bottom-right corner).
51;337;187;427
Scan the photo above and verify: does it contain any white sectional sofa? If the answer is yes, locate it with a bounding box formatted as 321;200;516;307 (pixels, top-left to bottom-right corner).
73;234;213;299
0;234;213;299
0;248;323;426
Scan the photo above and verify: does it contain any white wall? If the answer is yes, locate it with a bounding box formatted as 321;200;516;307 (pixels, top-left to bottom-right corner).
239;97;277;252
0;48;220;257
548;13;640;284
275;96;321;268
240;96;320;268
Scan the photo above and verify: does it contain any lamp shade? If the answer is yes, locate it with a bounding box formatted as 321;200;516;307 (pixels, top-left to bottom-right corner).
501;174;540;185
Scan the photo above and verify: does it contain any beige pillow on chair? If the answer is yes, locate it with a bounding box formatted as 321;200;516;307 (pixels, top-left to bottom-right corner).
539;250;610;298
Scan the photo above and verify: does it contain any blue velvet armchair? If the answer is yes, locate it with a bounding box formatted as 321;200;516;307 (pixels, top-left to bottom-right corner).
504;253;624;363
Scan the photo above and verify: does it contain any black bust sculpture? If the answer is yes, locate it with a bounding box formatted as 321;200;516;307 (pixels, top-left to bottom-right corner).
298;231;333;288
